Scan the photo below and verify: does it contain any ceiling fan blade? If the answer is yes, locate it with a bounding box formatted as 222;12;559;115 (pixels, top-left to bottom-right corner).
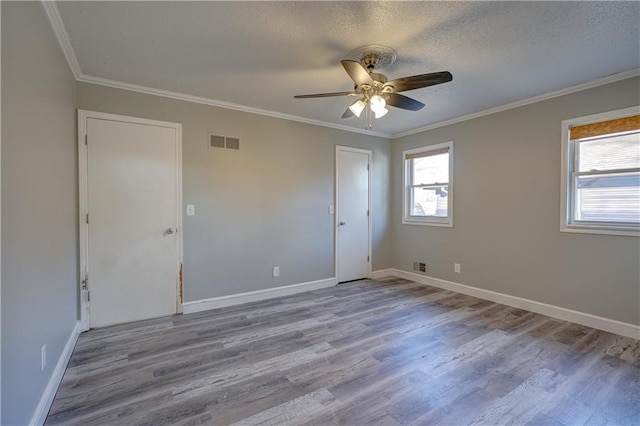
341;60;374;86
294;91;355;99
385;93;425;111
384;71;453;93
341;107;355;119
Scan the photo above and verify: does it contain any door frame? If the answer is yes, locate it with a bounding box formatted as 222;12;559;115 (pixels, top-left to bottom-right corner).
334;145;372;282
78;110;183;331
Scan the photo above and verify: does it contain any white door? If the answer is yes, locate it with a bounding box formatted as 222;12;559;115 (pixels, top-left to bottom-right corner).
336;147;371;283
84;115;181;328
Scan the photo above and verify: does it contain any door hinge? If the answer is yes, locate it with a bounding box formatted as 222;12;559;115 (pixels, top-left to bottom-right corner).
82;274;90;301
81;274;88;290
179;263;184;304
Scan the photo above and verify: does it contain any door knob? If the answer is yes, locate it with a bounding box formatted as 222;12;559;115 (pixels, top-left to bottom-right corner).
339;221;346;226
165;227;174;235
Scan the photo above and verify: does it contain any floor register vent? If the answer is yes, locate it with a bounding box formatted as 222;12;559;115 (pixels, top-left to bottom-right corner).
413;262;426;273
208;134;240;151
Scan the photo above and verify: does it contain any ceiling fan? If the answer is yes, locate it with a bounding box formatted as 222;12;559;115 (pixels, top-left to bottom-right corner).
294;45;453;129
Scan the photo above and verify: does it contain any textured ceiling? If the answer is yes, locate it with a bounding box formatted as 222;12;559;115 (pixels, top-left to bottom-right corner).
57;1;640;136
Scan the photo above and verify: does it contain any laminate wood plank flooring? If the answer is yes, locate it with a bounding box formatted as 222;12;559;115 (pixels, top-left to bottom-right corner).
46;278;640;425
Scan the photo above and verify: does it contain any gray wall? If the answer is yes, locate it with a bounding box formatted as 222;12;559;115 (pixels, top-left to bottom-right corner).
391;76;640;325
0;3;636;422
1;2;79;424
76;83;391;301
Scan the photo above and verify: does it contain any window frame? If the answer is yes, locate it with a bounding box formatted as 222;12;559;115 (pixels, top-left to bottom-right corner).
402;141;454;227
560;106;640;237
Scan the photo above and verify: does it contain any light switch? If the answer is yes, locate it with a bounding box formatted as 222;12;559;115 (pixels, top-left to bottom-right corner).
186;204;195;216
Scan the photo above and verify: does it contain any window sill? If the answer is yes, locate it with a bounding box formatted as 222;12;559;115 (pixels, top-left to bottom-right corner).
403;218;453;227
561;224;639;237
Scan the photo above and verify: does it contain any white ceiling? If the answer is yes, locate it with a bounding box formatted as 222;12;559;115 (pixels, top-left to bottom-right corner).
56;1;640;136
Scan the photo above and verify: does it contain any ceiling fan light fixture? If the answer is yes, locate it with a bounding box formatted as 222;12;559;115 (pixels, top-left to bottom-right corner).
373;106;388;119
370;95;388;118
349;99;366;117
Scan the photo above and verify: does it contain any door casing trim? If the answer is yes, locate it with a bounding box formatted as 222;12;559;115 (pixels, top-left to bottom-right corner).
335;145;372;283
78;110;183;331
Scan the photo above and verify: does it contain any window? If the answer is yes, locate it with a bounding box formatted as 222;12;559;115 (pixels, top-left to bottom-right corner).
561;107;640;236
403;141;453;226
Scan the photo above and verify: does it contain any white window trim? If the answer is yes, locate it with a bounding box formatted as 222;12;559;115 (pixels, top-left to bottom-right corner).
402;141;454;227
560;106;640;237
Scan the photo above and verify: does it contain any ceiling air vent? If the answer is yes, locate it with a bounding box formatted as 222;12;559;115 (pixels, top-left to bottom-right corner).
208;134;240;151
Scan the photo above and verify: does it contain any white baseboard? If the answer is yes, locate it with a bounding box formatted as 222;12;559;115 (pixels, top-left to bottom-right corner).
374;269;640;340
182;277;337;314
30;320;81;426
371;269;396;280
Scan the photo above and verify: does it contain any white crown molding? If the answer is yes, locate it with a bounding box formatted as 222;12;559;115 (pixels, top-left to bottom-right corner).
40;0;391;138
76;74;392;138
41;0;639;141
391;68;640;139
40;1;81;80
372;269;640;340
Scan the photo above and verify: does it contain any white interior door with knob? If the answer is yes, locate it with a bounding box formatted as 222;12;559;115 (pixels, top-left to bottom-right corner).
79;111;182;329
336;146;371;283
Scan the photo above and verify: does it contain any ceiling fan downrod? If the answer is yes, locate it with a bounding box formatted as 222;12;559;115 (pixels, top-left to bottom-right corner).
361;53;380;71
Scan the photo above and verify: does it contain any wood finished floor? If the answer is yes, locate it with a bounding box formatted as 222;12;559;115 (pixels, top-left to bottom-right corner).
47;278;640;425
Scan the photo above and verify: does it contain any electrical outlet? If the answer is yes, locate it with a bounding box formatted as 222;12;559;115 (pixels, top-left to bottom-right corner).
454;263;461;273
273;266;280;277
41;344;47;371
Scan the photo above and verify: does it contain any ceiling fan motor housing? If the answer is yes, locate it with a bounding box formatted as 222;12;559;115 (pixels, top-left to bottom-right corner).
347;44;398;71
369;72;388;84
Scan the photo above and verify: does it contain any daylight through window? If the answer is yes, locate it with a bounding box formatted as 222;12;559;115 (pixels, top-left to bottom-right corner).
403;142;453;226
562;108;640;236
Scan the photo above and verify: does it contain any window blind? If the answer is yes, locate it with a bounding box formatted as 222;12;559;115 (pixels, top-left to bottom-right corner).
570;114;640;140
404;146;449;160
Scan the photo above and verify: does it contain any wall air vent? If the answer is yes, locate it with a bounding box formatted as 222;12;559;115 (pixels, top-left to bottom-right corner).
209;134;225;149
208;134;240;151
225;137;240;150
